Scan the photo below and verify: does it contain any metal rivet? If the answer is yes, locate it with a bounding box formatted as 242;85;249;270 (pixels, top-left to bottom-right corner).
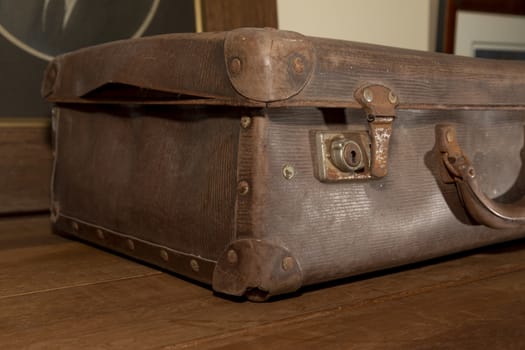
230;57;242;74
363;88;374;103
96;229;105;240
190;259;200;272
446;130;454;143
227;249;238;264
292;56;305;74
282;164;295;180
388;91;398;104
240;116;251;129
282;257;294;271
127;239;135;251
160;249;169;261
238;180;250;195
71;221;79;231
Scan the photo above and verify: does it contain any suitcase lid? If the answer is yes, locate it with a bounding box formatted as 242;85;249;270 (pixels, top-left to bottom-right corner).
42;27;525;110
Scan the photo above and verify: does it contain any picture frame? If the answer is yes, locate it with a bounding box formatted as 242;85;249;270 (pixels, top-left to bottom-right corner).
0;0;196;117
436;0;525;56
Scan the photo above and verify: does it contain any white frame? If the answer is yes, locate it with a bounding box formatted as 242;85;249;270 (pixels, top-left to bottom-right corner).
454;10;525;57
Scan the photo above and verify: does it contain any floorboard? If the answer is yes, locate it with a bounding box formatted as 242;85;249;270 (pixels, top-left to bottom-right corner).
0;216;159;299
1;215;525;349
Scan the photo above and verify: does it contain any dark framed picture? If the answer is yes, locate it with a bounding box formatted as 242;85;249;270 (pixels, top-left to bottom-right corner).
0;0;196;117
437;0;525;59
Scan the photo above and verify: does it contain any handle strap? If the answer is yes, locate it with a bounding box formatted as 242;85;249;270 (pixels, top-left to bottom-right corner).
436;124;525;229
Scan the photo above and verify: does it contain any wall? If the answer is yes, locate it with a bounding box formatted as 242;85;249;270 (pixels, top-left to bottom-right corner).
277;0;439;51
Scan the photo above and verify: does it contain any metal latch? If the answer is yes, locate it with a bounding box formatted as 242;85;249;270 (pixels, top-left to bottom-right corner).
314;84;398;182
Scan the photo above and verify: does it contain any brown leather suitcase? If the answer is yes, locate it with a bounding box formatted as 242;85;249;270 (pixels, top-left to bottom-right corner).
43;28;525;301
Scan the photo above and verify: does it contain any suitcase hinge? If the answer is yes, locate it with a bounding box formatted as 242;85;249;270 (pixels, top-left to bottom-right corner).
315;84;398;182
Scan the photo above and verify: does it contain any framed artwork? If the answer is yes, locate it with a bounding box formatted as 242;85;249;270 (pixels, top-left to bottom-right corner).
0;0;196;117
437;0;525;58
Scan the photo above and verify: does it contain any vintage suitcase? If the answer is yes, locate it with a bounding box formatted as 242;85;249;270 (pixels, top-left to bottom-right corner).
43;28;525;301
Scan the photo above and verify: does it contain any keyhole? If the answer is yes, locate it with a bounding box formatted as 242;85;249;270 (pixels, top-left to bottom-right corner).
350;150;357;166
343;143;362;169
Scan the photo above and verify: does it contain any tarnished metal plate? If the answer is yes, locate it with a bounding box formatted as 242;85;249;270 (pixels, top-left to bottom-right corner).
314;130;372;182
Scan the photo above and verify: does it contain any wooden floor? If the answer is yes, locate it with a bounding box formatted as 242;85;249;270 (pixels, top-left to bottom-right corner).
2;215;525;349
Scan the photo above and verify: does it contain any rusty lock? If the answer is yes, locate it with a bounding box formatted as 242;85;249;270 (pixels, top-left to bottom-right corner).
314;84;398;182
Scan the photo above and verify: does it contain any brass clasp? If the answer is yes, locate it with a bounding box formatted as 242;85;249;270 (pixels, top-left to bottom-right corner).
314;84;398;182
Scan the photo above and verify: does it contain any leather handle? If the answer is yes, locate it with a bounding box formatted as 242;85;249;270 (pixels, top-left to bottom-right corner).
436;124;525;229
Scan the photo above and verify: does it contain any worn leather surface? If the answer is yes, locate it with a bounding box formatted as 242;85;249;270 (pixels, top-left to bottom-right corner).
46;28;525;297
53;105;240;262
257;108;525;285
52;106;525;293
44;28;525;109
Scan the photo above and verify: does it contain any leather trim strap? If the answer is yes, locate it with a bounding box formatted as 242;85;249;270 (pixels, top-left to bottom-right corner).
436;124;525;229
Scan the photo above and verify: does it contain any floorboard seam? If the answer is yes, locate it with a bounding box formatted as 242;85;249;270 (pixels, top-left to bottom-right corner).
160;263;525;349
0;271;162;300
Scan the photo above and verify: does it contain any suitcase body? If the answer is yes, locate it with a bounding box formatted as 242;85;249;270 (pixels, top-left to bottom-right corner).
44;28;525;300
